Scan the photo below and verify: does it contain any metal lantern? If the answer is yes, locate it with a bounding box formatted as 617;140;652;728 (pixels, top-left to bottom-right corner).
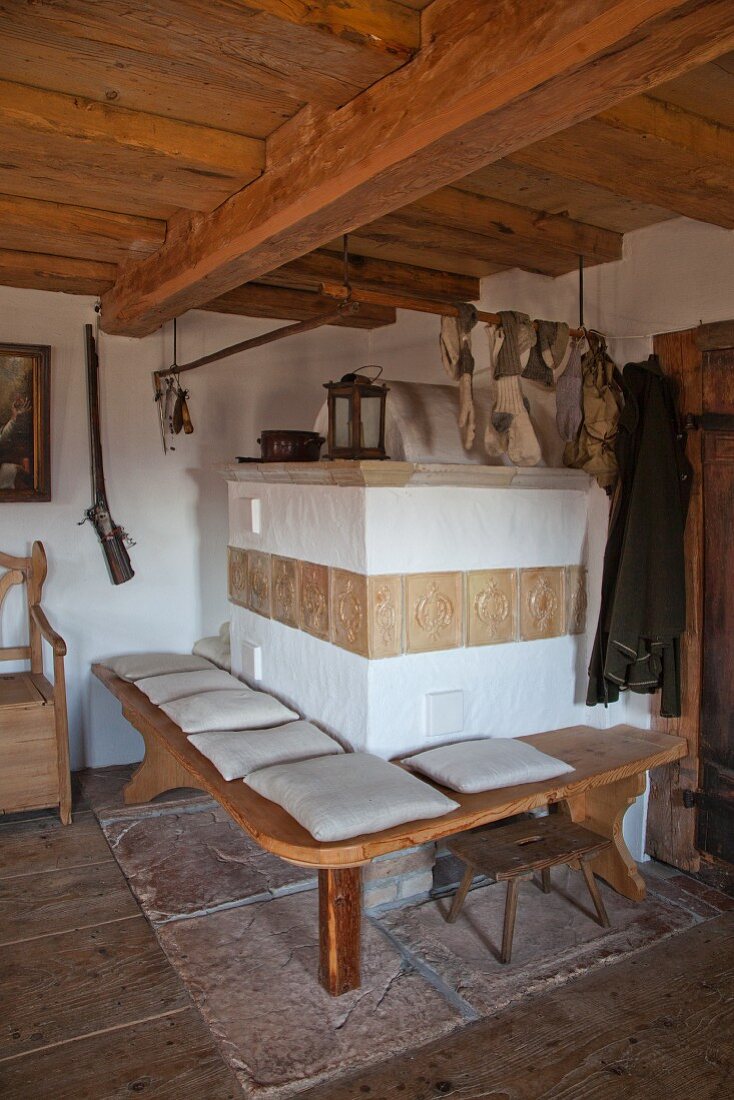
324;366;389;460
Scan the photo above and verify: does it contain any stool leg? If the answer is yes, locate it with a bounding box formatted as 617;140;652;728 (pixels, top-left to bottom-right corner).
447;865;475;923
541;867;551;894
501;879;520;964
581;859;611;928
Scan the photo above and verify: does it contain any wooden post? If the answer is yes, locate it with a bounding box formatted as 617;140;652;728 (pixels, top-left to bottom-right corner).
318;867;362;996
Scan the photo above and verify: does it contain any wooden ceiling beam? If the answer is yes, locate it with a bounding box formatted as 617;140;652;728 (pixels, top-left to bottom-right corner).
0;195;165;264
0;80;264;219
239;1;420;61
403;187;623;264
261;250;480;302
0;250;117;295
100;0;734;336
325;227;509;279
511;96;734;228
200;283;396;328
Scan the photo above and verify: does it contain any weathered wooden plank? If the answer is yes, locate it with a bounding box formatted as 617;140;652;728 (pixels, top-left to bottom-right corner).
101;0;734;334
404;186;623;263
512;97;734;229
0;862;140;945
239;0;419;59
200;282;397;328
0;80;264;219
262;249;480;302
0;195;165;263
0;249;117;295
0;1009;241;1100
0;815;113;879
647;327;703;874
0;916;190;1059
304;914;734;1099
697;319;734;350
651;53;734;130
327;223;509;279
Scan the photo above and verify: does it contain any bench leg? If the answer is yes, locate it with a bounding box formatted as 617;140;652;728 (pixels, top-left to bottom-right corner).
581;859;611;928
123;722;207;805
563;772;646;902
447;865;475;923
318;867;362;996
501;878;520;964
541;866;551;894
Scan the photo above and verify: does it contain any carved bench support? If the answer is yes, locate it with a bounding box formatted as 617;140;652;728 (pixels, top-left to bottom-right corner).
563;772;647;902
318;867;362;996
123;715;207;805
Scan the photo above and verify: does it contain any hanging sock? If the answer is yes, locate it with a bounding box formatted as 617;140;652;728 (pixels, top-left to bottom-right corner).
494;376;542;466
483;324;506;457
495;311;536;377
523;320;571;387
440;303;478;449
555;335;585;442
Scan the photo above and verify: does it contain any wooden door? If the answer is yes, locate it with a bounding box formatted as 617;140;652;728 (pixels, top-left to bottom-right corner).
699;348;734;863
646;322;734;875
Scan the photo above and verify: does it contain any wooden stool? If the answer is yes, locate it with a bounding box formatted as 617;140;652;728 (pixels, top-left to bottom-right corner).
446;816;612;963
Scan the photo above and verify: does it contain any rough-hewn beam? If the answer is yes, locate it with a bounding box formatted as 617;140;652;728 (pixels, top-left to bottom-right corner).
405;188;623;264
0;250;117;295
0;80;264;218
262;250;479;301
200;283;396;328
101;0;734;335
511;96;734;228
0;195;165;263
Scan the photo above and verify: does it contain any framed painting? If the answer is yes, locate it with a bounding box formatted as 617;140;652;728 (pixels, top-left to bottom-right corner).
0;343;51;502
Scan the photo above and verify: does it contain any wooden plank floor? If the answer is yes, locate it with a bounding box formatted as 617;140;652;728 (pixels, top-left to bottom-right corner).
305;913;734;1099
0;808;241;1098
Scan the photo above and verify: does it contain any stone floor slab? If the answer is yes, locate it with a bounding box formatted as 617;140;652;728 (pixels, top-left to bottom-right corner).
157;890;462;1098
101;804;314;922
378;865;697;1018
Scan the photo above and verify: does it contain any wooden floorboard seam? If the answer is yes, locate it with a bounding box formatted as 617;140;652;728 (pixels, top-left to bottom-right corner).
0;1006;193;1066
0;911;143;948
0;856;115;881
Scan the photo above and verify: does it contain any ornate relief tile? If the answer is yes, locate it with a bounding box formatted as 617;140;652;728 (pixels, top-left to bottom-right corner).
466;569;517;647
227;547;248;608
330;569;369;657
519;567;565;641
405;572;463;654
566;565;588;636
298;561;330;640
367;575;403;659
271;556;299;629
247;550;272;618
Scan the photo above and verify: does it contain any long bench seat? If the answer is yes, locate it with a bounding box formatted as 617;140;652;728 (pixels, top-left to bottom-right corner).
93;663;687;996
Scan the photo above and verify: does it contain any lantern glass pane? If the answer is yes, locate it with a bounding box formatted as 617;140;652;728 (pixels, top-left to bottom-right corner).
333;395;351;448
360;393;382;449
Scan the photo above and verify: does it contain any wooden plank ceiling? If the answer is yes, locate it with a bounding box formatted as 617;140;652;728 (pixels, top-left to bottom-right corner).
0;1;731;334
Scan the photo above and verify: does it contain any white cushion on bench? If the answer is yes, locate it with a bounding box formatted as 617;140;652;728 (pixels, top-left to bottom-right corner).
162;688;298;733
103;652;214;682
402;737;574;794
136;668;242;705
245;753;459;841
188;721;343;781
193;622;231;671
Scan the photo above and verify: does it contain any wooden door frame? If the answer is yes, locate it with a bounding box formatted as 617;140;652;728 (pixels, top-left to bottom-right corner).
646;319;734;873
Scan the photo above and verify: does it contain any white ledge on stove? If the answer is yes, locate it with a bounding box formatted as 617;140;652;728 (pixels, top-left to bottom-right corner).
217;460;591;491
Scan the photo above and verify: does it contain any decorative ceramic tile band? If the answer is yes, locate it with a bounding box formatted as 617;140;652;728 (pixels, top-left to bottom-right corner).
228;547;587;659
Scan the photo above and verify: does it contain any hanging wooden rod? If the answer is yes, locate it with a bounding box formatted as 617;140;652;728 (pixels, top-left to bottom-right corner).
320;283;584;338
155;302;360;378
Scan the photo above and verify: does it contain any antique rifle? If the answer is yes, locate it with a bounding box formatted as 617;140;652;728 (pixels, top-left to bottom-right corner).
80;323;135;585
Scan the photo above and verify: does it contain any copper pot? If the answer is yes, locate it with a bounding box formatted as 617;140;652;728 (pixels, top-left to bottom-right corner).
257;430;325;462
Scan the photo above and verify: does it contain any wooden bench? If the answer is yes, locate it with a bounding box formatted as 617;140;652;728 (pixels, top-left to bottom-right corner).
92;663;687;996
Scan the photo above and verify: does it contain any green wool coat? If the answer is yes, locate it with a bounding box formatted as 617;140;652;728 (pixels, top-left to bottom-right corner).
587;355;692;718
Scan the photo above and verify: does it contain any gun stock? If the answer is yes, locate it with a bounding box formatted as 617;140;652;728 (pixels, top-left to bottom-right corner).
83;324;135;586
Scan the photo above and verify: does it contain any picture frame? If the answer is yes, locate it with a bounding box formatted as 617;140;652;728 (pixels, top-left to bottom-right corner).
0;342;51;502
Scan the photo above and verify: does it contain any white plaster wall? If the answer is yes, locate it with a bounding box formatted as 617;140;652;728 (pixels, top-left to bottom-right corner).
0;286;365;767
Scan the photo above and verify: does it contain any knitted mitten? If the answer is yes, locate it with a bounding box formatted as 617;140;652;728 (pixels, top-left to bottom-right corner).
494;376;541;466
